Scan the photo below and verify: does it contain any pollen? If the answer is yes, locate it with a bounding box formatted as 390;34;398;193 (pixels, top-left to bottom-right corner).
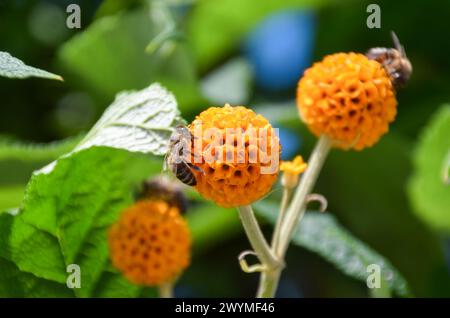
297;52;398;150
108;200;191;286
188;104;280;208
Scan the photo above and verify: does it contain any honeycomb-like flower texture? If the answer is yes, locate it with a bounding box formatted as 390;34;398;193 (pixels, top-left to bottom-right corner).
188;105;280;208
108;200;191;286
297;52;398;150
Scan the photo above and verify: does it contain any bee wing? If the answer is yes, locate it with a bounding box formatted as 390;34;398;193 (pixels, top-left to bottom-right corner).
163;152;169;171
391;31;407;57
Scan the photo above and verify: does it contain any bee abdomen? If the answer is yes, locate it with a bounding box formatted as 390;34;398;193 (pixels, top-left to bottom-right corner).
174;163;197;186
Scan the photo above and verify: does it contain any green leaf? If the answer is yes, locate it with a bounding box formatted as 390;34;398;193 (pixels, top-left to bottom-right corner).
187;0;327;71
58;7;204;114
0;256;74;297
408;105;450;233
0;83;181;297
0;136;82;211
1;148;157;297
0;185;24;211
0;51;63;81
11;149;131;287
255;202;412;297
0;135;81;162
75;83;183;157
95;0;142;19
201;58;253;105
92;269;142;297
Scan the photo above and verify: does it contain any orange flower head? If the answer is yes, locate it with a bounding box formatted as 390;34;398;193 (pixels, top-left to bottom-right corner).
297;52;398;150
108;200;191;286
188;104;280;208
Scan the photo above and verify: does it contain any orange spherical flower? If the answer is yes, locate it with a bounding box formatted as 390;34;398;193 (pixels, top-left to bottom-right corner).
108;200;191;286
297;52;398;150
188;104;280;208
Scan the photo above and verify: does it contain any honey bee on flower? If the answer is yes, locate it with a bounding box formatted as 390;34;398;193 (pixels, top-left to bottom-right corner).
296;32;411;151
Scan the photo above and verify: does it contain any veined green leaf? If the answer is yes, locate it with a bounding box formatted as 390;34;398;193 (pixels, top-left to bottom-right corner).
0;148;159;297
408;105;450;233
75;83;183;157
0;51;63;81
0;83;181;297
255;202;412;297
0;256;74;297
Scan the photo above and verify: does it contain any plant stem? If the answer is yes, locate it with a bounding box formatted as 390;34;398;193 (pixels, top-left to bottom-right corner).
271;188;292;250
255;135;332;298
158;281;174;298
257;269;281;298
237;206;279;270
277;135;332;257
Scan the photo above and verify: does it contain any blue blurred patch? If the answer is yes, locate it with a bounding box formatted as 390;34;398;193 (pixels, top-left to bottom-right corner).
278;127;302;160
244;10;316;91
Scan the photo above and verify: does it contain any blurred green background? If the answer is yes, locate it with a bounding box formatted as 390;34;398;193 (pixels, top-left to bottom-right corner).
0;0;449;297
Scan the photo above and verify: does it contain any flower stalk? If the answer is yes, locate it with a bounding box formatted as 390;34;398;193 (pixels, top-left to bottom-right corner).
237;205;280;270
270;188;292;250
241;135;332;298
276;135;332;258
158;281;174;298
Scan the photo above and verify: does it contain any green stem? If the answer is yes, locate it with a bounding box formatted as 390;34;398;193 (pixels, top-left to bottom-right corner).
271;188;292;252
277;135;332;257
158;281;174;298
237;206;279;270
255;135;332;298
257;270;281;298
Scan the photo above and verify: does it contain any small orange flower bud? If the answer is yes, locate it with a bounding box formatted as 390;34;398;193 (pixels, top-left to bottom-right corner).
297;53;398;150
108;200;191;286
188;104;280;208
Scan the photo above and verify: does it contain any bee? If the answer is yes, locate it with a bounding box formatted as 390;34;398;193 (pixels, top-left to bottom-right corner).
366;31;412;88
164;125;202;186
140;176;188;214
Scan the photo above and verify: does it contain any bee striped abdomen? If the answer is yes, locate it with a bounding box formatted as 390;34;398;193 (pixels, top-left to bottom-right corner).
173;163;197;186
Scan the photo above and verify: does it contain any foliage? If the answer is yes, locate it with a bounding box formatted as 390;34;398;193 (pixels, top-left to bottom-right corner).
256;203;411;297
0;136;81;162
408;105;450;233
0;83;180;297
75;83;183;157
0;51;62;81
58;5;204;114
187;0;327;71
